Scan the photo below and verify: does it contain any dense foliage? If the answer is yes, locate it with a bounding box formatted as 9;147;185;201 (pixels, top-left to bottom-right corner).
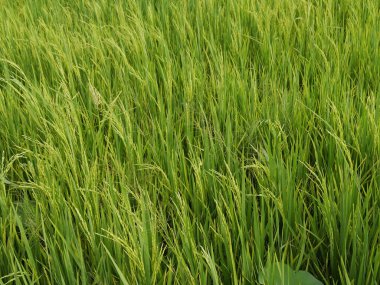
1;1;379;284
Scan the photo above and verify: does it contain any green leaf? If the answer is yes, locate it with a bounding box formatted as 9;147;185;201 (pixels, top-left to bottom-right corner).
294;271;323;285
259;263;323;285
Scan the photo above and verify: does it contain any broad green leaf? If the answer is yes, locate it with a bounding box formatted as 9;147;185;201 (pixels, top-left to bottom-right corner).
259;263;323;285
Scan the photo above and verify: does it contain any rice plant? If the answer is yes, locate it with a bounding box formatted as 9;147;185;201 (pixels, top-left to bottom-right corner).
1;0;379;284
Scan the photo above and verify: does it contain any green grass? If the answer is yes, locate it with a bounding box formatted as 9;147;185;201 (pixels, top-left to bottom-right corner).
1;0;380;284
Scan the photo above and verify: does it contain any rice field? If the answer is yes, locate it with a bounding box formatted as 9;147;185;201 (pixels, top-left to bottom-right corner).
1;1;380;284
